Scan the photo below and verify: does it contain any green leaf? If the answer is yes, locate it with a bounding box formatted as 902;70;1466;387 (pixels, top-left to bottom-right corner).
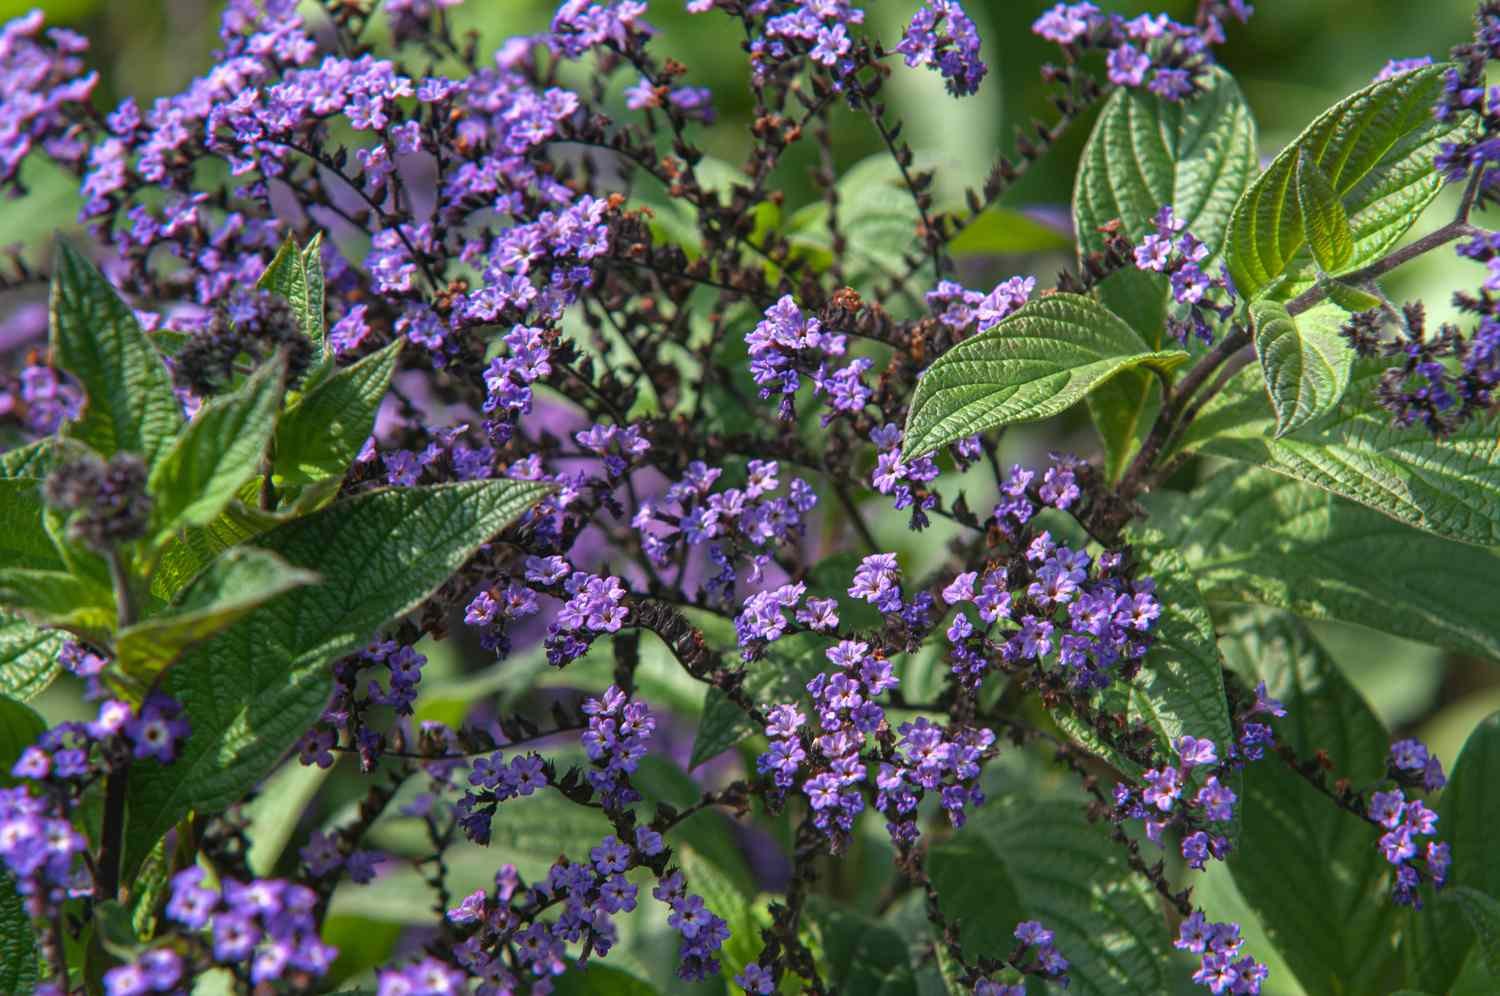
1295;150;1354;273
1406;712;1500;993
1323;280;1384;313
0;873;38;995
1449;888;1500;978
901;294;1188;459
0;567;115;636
926;799;1168;995
244;758;333;876
947;207;1071;257
1225;64;1474;300
0;438;56;479
0;611;69;701
147;358;284;540
0;478;65;571
149;499;288;601
551;964;663;996
114;547;320;688
690;631;827;769
0;694;47;787
273;339;400;487
1250;300;1353;437
50;242;181;465
1072;67;1257;476
1174;362;1500;547
804;899;919;996
123;480;552;875
258;234;326;349
1149;466;1500;660
1219;610;1399;994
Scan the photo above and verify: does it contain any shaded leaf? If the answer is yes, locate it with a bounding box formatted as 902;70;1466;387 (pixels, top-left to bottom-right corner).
123;480;553;875
690;632;827;769
1448;888;1500;978
0;694;47;787
50;243;181;465
274;340;400;487
902;294;1187;459
0;873;37;995
1251;300;1353;437
0;567;115;636
0;478;64;571
0;611;68;701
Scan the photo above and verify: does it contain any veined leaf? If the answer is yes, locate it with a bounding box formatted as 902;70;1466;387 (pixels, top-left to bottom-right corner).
1173;362;1500;547
1405;712;1500;992
1219;610;1400;994
149;499;289;601
926;799;1168;995
147;359;284;541
0;611;68;701
690;631;828;769
274;339;400;487
0;568;115;637
0;478;64;571
1251;300;1353;437
50;243;181;465
1323;281;1384;313
1073;67;1257;478
1295;150;1354;273
123;480;552;875
115;548;320;688
1225;64;1474;300
1148;466;1500;659
1449;889;1500;978
0;439;56;479
259;234;326;350
0;873;37;995
902;294;1187;460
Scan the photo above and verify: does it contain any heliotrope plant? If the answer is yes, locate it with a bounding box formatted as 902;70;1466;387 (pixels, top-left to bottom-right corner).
0;0;1498;993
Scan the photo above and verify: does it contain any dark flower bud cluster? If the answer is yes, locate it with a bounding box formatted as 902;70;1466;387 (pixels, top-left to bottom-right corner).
1132;205;1238;344
172;290;308;399
1340;299;1497;437
41;451;153;550
1432;1;1500;202
1031;3;1252;101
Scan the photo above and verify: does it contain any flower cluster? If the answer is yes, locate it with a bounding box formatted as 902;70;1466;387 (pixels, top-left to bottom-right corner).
925;275;1036;335
1132;205;1237;345
753;1;866;79
868;424;941;527
0;362;82;436
1175;912;1270;994
895;1;987;98
746;295;852;420
0;10;96;185
1032;4;1253;100
544;571;630;667
163;867;337;984
580;684;656;810
1433;1;1500;200
1115;736;1238;869
1366;738;1450;907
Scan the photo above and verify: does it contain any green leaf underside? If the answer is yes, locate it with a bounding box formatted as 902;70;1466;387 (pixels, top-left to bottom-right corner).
1251;300;1354;437
902;294;1187;460
115;547;320;686
927;799;1167;995
274;339;400;486
258;234;327;349
50;243;181;466
1218;610;1400;994
1173;361;1500;547
1406;712;1500;992
1226;64;1474;301
147;359;284;539
0;611;69;701
1149;466;1500;660
1072;68;1257;477
1056;530;1233;788
1295;150;1354;273
123;480;552;875
1324;281;1384;313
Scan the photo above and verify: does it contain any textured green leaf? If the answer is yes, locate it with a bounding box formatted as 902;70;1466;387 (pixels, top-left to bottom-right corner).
149;497;289;601
1251;300;1353;437
0;478;64;571
690;632;827;769
1406;712;1500;993
1149;466;1500;659
926;799;1168;996
274;339;400;486
147;359;284;540
0;438;56;479
258;234;326;349
1073;67;1257;476
0;872;38;995
948;207;1071;257
1225;64;1473;300
244;758;333;876
1174;362;1500;546
50;243;182;464
1449;888;1500;978
0;610;68;701
902;294;1187;459
115;548;320;688
1295;150;1354;273
1323;281;1384;313
123;480;552;874
0;567;114;636
0;694;47;787
1219;610;1399;994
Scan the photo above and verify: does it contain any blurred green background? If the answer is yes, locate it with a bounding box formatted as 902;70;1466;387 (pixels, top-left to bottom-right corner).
5;4;1497;992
